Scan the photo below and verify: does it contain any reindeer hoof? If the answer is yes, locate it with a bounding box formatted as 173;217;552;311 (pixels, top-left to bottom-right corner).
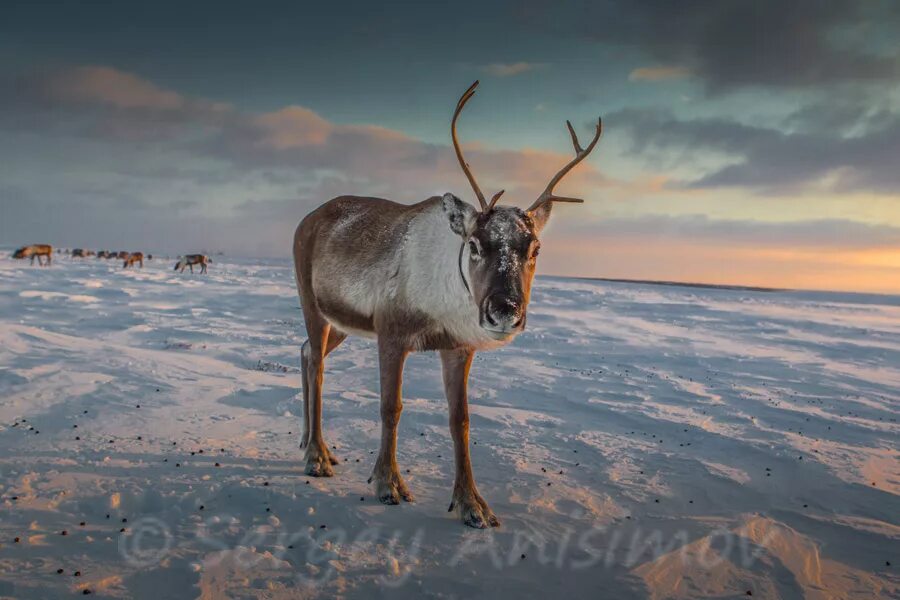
451;491;500;528
371;472;413;505
303;445;335;477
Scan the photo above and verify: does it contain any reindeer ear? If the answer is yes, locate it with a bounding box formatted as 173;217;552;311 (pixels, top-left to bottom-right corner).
527;201;552;235
441;193;477;237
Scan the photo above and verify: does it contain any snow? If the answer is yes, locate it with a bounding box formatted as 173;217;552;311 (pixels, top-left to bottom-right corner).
0;252;897;598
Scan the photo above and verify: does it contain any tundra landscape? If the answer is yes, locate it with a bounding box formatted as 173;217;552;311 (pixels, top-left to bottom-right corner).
0;253;897;598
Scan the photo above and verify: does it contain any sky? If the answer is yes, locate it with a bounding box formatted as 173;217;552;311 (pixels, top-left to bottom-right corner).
1;0;899;293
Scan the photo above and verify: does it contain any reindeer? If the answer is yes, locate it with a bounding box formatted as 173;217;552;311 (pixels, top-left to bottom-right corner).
292;81;602;528
123;252;144;269
12;244;53;266
174;254;210;273
71;248;86;258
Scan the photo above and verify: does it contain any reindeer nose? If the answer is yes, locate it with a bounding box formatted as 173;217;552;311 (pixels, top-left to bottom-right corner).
484;294;524;332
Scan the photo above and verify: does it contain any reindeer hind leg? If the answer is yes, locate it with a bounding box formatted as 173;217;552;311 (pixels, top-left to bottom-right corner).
299;328;346;456
300;308;346;477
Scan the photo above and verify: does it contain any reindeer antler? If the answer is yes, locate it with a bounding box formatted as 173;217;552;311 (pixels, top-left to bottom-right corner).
526;117;603;213
452;81;501;212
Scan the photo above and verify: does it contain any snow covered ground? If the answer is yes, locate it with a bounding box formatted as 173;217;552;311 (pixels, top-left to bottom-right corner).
0;252;897;599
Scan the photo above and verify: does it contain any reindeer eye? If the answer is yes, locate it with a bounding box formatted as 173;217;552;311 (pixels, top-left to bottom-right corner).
468;240;480;258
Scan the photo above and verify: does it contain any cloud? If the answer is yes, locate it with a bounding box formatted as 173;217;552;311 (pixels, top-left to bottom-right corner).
612;107;900;194
571;214;900;250
5;65;606;198
481;62;543;77
1;65;234;142
628;65;691;82
0;65;611;257
46;65;186;110
249;106;333;148
524;0;900;92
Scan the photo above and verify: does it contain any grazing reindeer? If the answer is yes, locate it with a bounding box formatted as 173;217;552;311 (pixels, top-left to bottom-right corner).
123;252;144;269
12;244;53;266
292;81;602;527
71;248;86;258
97;250;110;259
174;254;210;273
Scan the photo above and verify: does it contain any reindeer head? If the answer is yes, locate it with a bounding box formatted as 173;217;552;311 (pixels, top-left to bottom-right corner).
443;81;602;340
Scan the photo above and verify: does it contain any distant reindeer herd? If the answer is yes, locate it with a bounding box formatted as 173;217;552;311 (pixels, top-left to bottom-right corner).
11;244;210;273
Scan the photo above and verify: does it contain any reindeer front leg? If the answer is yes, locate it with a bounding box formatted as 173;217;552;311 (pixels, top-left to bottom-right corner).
370;337;414;504
441;348;500;528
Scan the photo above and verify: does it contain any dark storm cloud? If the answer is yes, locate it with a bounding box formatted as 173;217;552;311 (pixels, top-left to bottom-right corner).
612;107;900;194
524;0;900;91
